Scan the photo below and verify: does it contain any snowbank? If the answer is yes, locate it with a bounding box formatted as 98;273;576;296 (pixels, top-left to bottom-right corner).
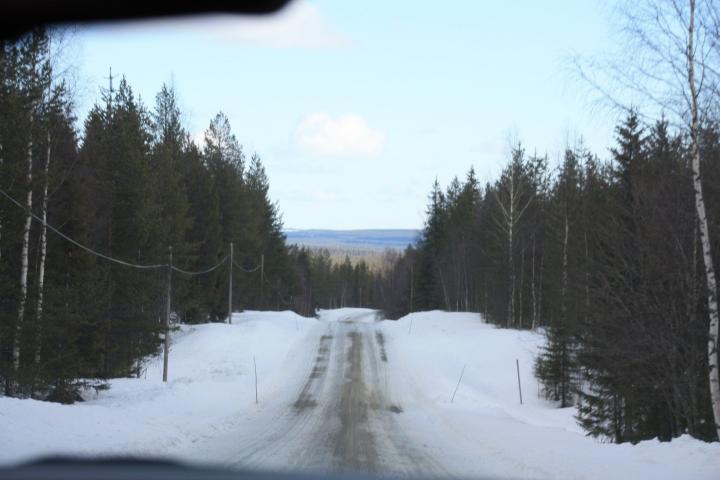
383;311;720;480
0;311;318;464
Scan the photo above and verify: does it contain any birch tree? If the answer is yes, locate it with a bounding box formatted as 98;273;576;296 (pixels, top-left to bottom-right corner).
33;126;50;367
687;0;720;440
492;146;533;327
12;33;51;373
12;105;32;372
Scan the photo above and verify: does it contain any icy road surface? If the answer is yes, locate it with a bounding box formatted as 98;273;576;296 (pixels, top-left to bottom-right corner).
187;310;446;475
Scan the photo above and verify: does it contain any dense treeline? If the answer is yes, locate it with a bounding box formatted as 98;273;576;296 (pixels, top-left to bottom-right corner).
390;0;720;444
384;112;719;442
0;29;292;401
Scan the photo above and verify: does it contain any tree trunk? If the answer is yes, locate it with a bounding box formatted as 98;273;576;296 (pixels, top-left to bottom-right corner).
484;277;488;320
0;141;4;263
687;0;720;441
560;213;570;406
34;130;51;367
454;252;458;311
519;243;525;328
438;265;450;310
13;122;33;373
463;243;469;311
537;252;544;328
584;230;590;324
508;174;515;327
531;236;537;329
0;141;3;361
409;263;414;312
562;213;569;322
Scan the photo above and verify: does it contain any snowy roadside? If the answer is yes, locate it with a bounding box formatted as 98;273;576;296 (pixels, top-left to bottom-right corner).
0;311;318;465
382;311;720;480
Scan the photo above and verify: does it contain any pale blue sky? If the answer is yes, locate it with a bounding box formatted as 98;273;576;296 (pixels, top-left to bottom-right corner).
71;0;619;229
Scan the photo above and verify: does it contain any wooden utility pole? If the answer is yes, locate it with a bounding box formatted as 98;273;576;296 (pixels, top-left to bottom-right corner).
163;246;173;383
228;242;233;324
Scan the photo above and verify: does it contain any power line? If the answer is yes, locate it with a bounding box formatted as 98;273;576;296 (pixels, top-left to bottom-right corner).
172;255;228;276
2;185;239;385
0;186;225;274
0;187;166;270
234;260;261;273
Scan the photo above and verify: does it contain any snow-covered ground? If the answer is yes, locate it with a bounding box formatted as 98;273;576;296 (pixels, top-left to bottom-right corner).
383;311;720;479
1;309;719;479
0;311;319;463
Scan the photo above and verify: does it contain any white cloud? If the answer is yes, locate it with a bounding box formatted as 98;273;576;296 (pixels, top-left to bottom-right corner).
192;1;352;49
295;112;384;157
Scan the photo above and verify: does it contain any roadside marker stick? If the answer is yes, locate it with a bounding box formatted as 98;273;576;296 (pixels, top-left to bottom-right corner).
385;363;388;394
451;363;466;403
516;358;523;405
254;355;258;405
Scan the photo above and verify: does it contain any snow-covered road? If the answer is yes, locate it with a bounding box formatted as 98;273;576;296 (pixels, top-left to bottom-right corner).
3;309;720;479
185;310;446;475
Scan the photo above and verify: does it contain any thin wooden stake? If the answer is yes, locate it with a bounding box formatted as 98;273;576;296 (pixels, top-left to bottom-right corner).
451;363;466;403
516;358;523;405
254;355;258;404
385;363;388;394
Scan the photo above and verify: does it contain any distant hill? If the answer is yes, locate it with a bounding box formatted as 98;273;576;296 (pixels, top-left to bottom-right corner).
284;229;420;251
